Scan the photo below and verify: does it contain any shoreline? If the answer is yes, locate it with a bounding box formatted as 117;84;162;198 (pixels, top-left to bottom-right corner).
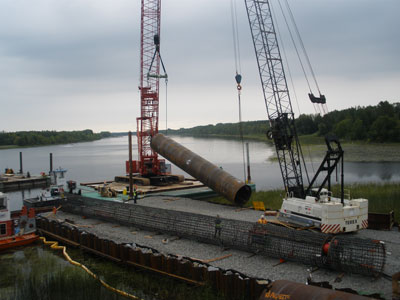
2;134;400;162
167;133;400;162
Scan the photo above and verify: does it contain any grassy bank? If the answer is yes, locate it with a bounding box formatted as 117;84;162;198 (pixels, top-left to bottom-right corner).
170;133;400;162
332;182;400;221
208;182;400;223
300;140;400;162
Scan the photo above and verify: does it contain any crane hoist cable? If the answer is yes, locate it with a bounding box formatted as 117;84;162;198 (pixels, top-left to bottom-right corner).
284;0;329;114
236;74;247;183
270;2;313;182
275;1;312;94
230;0;246;182
273;3;316;176
270;3;302;118
147;34;169;135
283;0;320;95
147;34;168;80
230;0;242;74
276;0;327;114
165;79;168;135
276;1;333;183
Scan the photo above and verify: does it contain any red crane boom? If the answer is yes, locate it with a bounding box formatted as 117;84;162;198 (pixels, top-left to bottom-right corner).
134;0;165;176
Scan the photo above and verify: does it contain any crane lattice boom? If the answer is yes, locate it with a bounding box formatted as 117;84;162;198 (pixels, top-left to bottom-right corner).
244;0;305;197
137;0;161;176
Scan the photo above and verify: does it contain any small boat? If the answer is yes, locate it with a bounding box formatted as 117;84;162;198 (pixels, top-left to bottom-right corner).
23;185;66;210
0;232;39;251
23;167;67;211
0;192;39;251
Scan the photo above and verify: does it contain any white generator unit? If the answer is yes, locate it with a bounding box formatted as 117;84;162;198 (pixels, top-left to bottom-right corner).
279;189;368;233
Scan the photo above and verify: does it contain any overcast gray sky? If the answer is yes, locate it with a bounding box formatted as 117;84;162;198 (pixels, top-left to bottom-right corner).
1;0;399;132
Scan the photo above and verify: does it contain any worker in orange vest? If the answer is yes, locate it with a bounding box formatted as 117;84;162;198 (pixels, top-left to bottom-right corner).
257;215;267;225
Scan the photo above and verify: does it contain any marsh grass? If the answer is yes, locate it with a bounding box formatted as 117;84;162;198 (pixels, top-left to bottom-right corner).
245;189;284;210
68;249;223;300
0;246;224;300
267;136;400;162
208;182;400;222
331;182;400;222
207;189;284;211
2;247;122;300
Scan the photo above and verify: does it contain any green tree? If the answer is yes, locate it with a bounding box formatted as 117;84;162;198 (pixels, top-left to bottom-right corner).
296;114;318;135
334;118;353;139
350;119;366;140
369;116;399;142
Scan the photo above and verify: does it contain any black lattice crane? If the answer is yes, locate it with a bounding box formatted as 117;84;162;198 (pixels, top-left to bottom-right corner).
244;0;306;198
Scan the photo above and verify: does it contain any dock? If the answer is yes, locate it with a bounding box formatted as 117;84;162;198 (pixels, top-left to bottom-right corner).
0;174;50;192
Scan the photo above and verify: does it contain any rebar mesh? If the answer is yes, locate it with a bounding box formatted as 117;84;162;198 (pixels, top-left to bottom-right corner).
327;236;386;277
64;195;385;277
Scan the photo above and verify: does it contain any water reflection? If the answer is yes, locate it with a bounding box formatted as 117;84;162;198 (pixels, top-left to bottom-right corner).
345;162;400;181
1;136;399;197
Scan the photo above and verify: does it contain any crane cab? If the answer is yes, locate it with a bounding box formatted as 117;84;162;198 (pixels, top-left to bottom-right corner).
279;191;368;234
309;188;331;203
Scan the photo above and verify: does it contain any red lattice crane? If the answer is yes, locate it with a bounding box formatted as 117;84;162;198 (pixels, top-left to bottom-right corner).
129;0;168;177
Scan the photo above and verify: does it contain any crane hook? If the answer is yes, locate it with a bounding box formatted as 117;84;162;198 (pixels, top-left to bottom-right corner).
235;73;242;91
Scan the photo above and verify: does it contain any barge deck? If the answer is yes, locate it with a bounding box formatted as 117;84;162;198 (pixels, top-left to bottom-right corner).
50;193;399;299
0;174;50;192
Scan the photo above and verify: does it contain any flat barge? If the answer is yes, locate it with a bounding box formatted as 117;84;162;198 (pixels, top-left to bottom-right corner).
0;174;50;192
52;192;399;299
36;214;375;300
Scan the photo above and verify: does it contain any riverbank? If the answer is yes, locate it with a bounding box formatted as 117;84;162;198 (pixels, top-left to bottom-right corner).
302;141;400;162
168;133;400;163
2;132;399;163
0;130;111;149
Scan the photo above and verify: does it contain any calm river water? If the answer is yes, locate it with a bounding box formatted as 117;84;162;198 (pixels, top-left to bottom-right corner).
1;135;400;210
1;136;399;299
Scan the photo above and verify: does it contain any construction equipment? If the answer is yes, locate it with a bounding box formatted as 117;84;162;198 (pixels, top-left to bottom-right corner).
133;0;165;178
125;0;181;186
244;0;368;233
151;133;252;205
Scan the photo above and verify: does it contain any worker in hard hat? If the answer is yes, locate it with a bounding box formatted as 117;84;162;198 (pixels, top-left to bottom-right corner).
257;215;267;225
133;187;138;204
214;214;222;238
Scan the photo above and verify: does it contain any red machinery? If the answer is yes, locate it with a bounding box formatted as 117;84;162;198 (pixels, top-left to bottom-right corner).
127;0;168;178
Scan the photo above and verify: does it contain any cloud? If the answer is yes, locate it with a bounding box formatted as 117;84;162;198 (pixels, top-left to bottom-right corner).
0;0;399;132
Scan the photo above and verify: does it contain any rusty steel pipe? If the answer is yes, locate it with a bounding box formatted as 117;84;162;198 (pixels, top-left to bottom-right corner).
151;133;251;205
262;280;370;300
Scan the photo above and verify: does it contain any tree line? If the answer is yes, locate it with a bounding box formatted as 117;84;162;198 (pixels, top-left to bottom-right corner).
169;101;400;143
168;120;269;137
0;130;111;147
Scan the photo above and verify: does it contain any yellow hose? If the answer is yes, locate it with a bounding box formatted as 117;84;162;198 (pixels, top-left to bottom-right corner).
39;236;141;300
